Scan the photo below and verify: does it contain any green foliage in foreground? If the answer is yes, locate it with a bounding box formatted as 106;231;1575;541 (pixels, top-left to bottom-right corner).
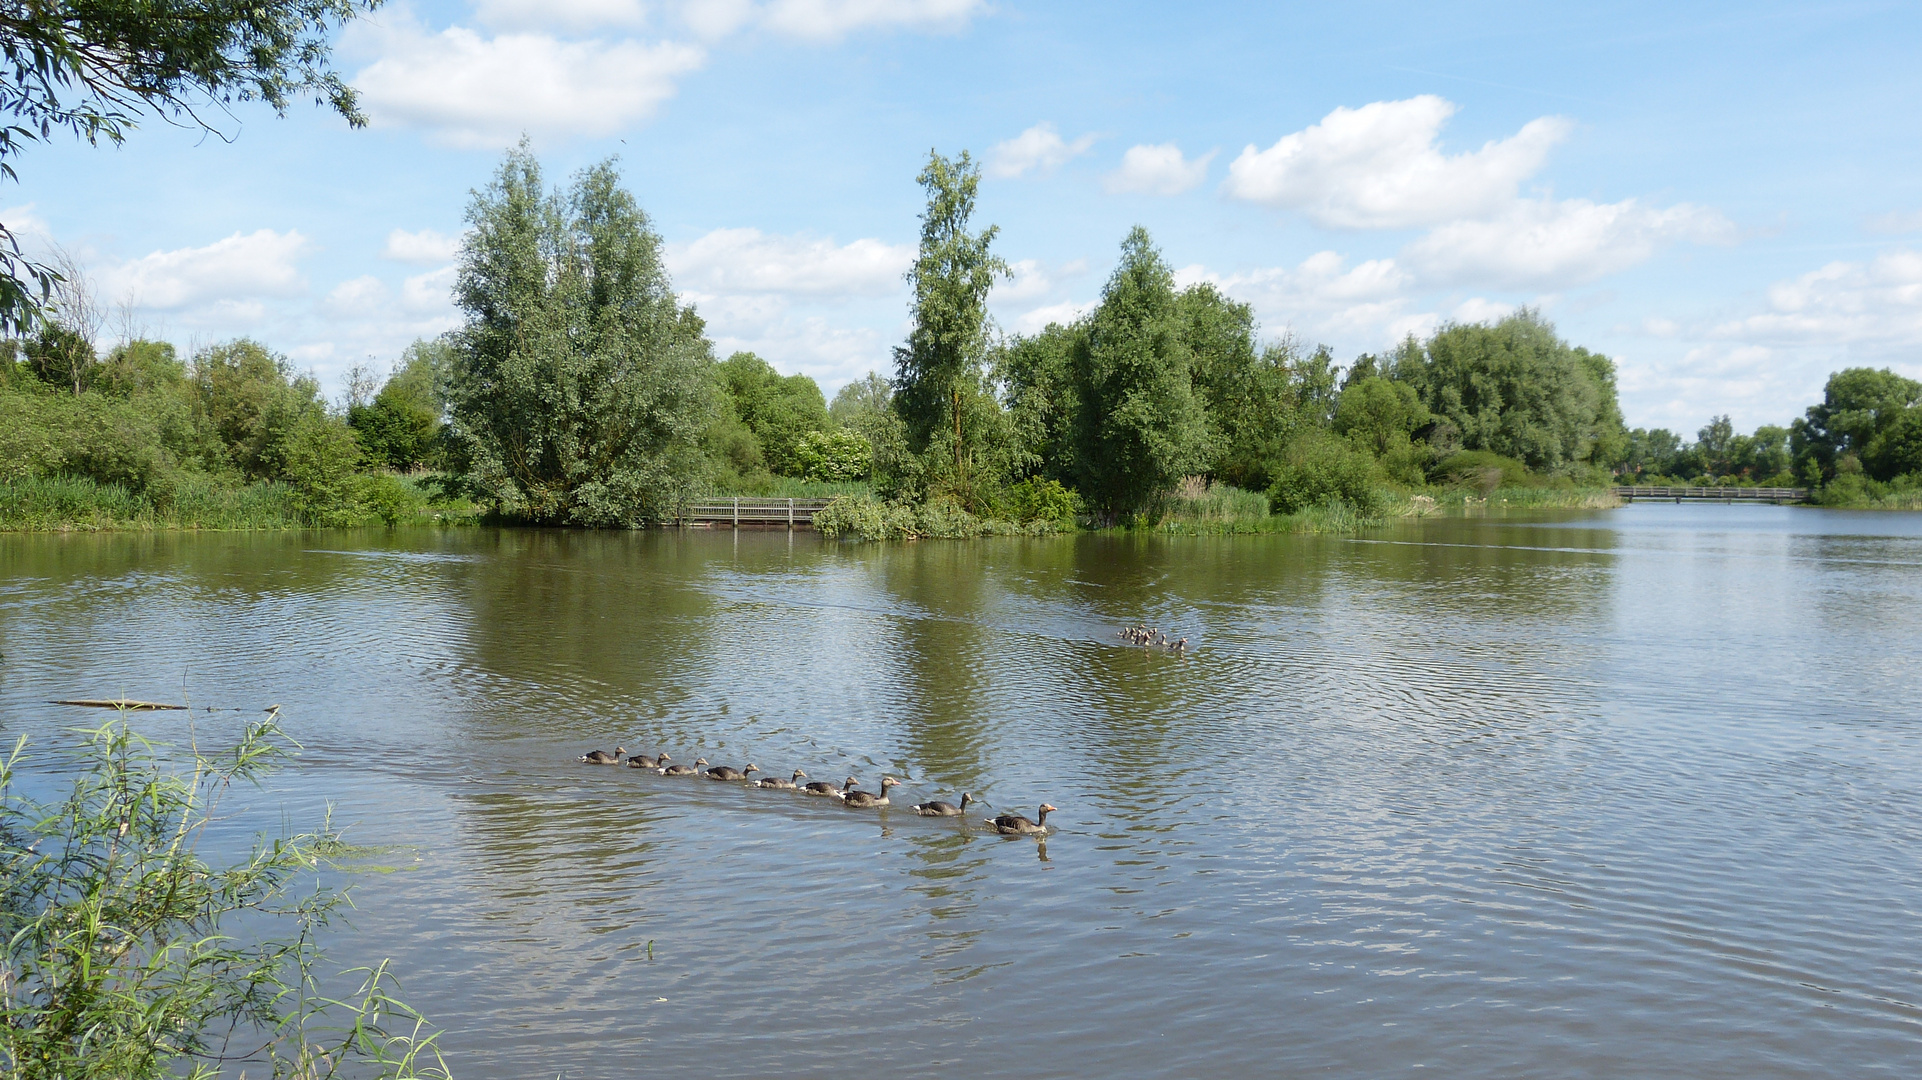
1;713;447;1078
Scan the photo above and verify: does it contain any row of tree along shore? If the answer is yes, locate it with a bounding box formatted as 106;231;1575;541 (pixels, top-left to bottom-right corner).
8;147;1922;534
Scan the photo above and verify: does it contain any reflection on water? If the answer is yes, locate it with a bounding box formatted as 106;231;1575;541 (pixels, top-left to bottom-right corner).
4;504;1922;1077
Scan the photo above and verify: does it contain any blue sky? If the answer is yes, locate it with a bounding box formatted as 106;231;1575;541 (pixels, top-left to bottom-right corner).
15;0;1922;432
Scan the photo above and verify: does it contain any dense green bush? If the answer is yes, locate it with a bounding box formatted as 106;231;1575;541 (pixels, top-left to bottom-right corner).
1864;408;1922;481
0;386;180;492
814;493;1059;540
1334;375;1430;457
190;339;327;480
1429;449;1531;492
1266;432;1379;514
794;429;872;482
1007;476;1077;525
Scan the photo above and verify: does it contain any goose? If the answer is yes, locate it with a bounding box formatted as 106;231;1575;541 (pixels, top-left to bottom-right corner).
627;751;667;769
805;776;859;798
987;803;1056;835
705;763;760;781
757;769;807;789
579;746;625;765
912;792;974;817
660;757;707;777
841;777;901;808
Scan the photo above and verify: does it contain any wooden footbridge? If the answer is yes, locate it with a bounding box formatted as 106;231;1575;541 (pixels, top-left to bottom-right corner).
1612;486;1808;504
676;497;837;529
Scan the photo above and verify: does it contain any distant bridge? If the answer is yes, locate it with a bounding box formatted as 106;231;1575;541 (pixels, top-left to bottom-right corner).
1612;486;1808;503
676;497;836;529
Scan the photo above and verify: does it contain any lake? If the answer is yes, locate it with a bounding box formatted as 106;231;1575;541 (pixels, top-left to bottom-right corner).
4;504;1921;1078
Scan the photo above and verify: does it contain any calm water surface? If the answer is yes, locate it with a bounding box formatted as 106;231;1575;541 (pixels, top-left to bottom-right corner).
4;505;1921;1078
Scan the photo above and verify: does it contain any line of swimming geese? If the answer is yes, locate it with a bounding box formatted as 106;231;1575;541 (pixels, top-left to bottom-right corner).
578;747;1057;836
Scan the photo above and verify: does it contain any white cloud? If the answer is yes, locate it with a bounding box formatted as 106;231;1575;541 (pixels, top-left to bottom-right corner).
993;257;1086;303
1103;143;1215;196
472;0;650;32
684;288;888;382
1222;95;1571;229
681;0;756;37
97;230;310;310
1613;250;1922;430
1865;210;1922;235
1009;299;1095;335
353;21;705;146
757;0;984;41
1;203;51;249
987;123;1097;179
1402;198;1735;289
1451;297;1514;324
666;228;912;297
1177;251;1429;347
1710;249;1922;349
382;228;461;264
401;265;458;312
315;268;462;371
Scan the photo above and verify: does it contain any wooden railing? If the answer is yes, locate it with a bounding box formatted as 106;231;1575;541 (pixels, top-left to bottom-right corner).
1612;486;1808;503
676;497;837;528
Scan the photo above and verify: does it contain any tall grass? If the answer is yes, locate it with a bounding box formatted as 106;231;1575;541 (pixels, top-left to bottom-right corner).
1388;487;1622;513
1147;481;1622;536
0;473;482;531
1152;476;1270;524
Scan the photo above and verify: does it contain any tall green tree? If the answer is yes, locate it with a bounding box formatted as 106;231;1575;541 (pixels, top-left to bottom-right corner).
448;145;715;526
715;351;828;476
1070;227;1212;519
1333;375;1430;457
0;0;380;329
349;338;449;471
1178;285;1306;490
995;319;1081;484
891;150;1008;505
829;371;892;429
1392;310;1621;472
1789;367;1922;480
189;338;324;479
1866;409;1922;481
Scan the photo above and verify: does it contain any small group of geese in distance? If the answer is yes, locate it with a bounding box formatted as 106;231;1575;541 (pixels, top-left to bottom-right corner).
577;747;1056;835
1120;625;1187;653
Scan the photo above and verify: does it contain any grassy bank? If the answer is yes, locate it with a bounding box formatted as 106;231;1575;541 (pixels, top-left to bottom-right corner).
0;473;481;531
1144;483;1622;536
